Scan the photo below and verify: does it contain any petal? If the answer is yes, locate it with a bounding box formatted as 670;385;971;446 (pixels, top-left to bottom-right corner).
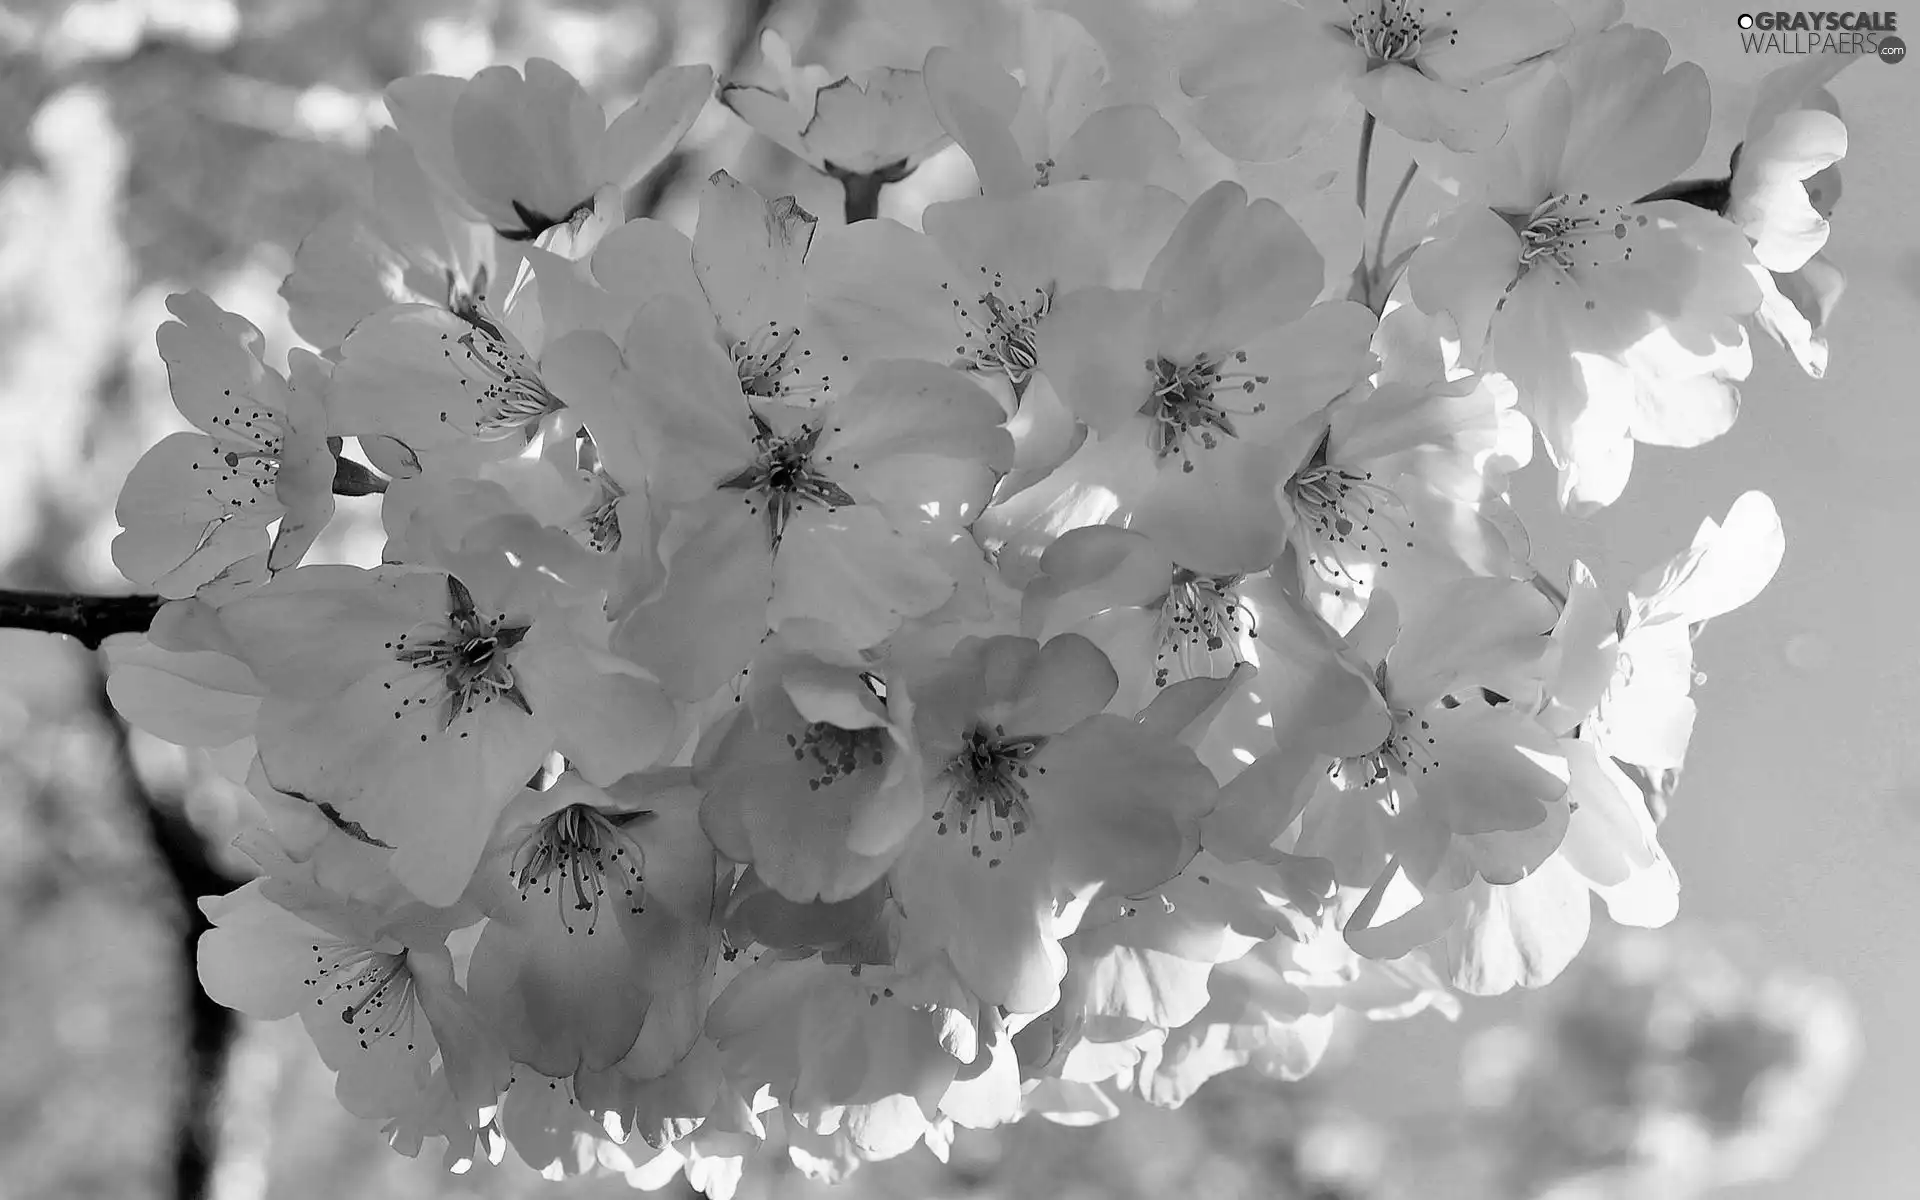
1229;300;1381;446
608;298;758;502
196;882;322;1019
519;639;677;785
891;831;1062;1013
112;431;275;598
1734;109;1845;273
771;506;957;650
1633;490;1783;626
451;59;604;230
1244;577;1390;758
802;219;965;368
1052;104;1182;186
1178;10;1362;162
1032;286;1155;436
1037;714;1213;896
258;684;549;907
1416;702;1569;839
106;636;261;747
1420;0;1576;83
1408;207;1522;366
600;64;714;191
923;180;1188;299
218;565;437;699
802;68;951;174
694;170;816;347
1024;526;1172;638
1442;859;1591;995
815;361;1013;474
330;305;545;455
1387;577;1557;708
155;291;290;438
923;47;1029;197
615;497;773;701
1144;182;1323;355
705;724;904;904
1132;441;1289;576
1352;64;1507;151
1555;27;1708;202
973;632;1119;737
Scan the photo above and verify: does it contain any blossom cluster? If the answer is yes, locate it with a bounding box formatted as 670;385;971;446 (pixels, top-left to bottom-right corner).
98;2;1847;1191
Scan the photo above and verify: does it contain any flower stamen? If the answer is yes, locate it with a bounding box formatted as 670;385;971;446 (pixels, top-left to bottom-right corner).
509;803;650;936
391;576;533;730
1155;568;1254;686
932;724;1047;868
1142;352;1270;472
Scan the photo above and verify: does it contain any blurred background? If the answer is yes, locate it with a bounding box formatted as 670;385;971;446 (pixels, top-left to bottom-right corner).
0;0;1908;1197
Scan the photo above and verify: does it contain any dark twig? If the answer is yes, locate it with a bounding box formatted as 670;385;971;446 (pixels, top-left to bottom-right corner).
91;661;243;1200
0;589;164;647
828;158;913;224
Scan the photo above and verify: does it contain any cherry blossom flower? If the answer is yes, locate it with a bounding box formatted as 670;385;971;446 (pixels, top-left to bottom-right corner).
883;633;1217;1013
219;564;675;905
280;128;498;351
113;292;335;601
700;646;922;904
328;256;567;478
547;173;1013;699
81;19;1835;1187
1729;60;1853;378
465;772;723;1079
720;30;950;181
1296;580;1572;959
385;58;712;241
1408;26;1762;510
1179;0;1621;160
1019;525;1380;762
1280;343;1531;627
923;11;1181;196
196;844;508;1131
1035;182;1378;573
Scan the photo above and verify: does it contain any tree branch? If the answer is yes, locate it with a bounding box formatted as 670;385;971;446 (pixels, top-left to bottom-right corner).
0;589;164;647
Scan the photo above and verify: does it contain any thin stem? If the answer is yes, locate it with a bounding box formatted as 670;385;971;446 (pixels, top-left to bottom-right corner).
1348;111;1377;305
1374;159;1419;279
0;589;164;647
840;171;885;223
1354;110;1375;215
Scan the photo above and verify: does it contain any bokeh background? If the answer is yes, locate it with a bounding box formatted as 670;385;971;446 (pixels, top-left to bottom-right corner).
0;1;1909;1197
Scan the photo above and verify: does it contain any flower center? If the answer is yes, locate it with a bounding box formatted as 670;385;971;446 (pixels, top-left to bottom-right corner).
1143;353;1269;472
1285;460;1415;590
786;721;889;791
1499;193;1648;298
717;418;856;550
1350;1;1426;64
390;575;533;731
445;265;500;337
509;803;649;936
931;724;1048;868
1156;567;1254;686
569;467;625;554
732;320;836;401
944;271;1051;389
438;324;564;437
1329;708;1438;798
303;941;419;1052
